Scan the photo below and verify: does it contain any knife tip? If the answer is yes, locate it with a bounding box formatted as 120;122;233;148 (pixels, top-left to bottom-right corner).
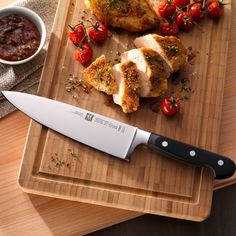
2;90;15;97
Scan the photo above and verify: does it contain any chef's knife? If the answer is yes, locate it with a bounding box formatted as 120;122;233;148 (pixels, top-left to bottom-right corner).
3;91;235;179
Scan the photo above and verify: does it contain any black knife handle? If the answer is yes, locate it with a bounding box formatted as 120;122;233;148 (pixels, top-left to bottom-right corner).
147;133;235;179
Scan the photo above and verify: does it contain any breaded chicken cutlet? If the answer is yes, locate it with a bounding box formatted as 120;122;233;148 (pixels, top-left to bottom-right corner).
83;55;117;95
121;48;169;97
113;61;140;113
134;34;187;73
85;0;159;32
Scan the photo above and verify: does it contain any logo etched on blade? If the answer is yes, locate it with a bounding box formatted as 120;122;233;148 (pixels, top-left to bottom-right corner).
71;110;126;134
94;117;126;134
85;113;95;122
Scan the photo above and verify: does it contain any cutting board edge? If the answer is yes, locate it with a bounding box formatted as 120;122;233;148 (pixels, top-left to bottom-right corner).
17;163;214;222
16;181;211;222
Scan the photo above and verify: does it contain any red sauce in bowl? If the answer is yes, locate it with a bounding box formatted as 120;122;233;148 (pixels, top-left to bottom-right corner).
0;14;40;61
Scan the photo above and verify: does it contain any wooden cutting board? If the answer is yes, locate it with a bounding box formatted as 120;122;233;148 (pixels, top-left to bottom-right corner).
18;0;232;221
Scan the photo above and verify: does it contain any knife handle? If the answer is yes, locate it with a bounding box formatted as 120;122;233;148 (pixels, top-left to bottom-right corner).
147;133;235;179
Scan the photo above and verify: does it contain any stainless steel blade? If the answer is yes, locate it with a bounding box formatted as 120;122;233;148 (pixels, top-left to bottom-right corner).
2;91;150;159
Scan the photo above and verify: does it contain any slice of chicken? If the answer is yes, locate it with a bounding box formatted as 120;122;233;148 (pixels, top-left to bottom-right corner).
134;34;187;73
121;48;168;97
113;61;140;113
83;55;117;95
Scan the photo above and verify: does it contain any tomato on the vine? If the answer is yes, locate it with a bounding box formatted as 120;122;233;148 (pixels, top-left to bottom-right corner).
88;22;108;43
176;12;194;31
161;96;181;116
74;43;93;65
160;22;179;36
207;0;225;20
189;2;205;21
68;23;85;45
173;0;190;8
158;0;176;19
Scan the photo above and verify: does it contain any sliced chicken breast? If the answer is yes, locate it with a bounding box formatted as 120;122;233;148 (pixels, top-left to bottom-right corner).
121;48;168;97
83;55;117;95
134;34;187;73
113;61;140;113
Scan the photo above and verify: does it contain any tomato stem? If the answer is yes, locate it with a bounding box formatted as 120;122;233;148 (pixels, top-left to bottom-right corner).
73;35;87;48
203;0;206;9
68;24;75;31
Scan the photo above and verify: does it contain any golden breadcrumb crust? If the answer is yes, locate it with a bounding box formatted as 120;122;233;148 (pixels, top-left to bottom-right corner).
141;48;168;97
152;34;187;72
83;55;117;95
86;0;159;32
119;61;140;113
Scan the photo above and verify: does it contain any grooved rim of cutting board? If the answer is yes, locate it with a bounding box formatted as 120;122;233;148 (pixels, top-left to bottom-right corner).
18;0;233;221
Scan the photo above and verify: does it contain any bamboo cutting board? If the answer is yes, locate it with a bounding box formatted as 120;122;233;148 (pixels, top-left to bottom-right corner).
18;0;232;221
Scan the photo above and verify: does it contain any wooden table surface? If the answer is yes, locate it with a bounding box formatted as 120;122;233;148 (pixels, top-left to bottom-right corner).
1;0;236;236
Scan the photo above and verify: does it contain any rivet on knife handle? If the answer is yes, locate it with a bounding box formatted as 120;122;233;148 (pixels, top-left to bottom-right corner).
147;133;236;179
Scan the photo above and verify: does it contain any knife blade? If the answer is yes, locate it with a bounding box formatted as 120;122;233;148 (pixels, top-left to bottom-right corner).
2;91;235;179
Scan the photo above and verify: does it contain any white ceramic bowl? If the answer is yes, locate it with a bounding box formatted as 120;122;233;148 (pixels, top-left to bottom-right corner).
0;6;46;65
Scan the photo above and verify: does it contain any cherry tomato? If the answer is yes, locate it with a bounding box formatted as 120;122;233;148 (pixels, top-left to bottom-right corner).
189;2;205;21
173;0;190;8
73;23;85;37
88;22;108;43
74;43;93;65
68;23;85;45
161;96;181;116
207;0;224;20
176;12;194;31
158;0;176;19
160;22;179;36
